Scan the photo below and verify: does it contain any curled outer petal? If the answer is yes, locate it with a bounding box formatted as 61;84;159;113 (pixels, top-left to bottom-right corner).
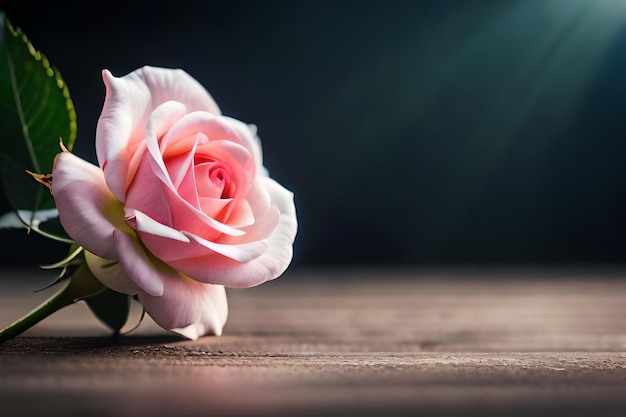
85;246;228;339
114;229;227;338
51;152;133;260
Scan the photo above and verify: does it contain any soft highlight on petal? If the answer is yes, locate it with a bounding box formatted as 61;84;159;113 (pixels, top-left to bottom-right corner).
166;178;297;288
84;251;140;295
113;230;167;297
52;152;131;260
182;231;268;263
222;116;265;176
125;209;190;243
97;69;151;201
137;66;221;116
137;276;228;339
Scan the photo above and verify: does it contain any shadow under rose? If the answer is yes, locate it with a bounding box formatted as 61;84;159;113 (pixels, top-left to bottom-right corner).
0;335;185;354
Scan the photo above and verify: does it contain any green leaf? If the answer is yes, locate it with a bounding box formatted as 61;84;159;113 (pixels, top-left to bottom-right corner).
0;208;73;242
85;289;131;334
0;11;77;213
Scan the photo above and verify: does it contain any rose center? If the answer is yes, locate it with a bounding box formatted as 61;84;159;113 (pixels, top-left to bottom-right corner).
210;166;228;187
193;159;234;200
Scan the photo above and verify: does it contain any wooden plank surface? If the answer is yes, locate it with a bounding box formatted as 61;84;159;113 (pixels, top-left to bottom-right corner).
1;267;626;416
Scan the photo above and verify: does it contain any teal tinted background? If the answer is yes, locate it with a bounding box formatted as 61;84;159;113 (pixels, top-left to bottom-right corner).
1;0;625;267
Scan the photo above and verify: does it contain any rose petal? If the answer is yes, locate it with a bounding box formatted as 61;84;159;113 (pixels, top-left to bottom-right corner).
214;177;297;287
221;205;280;245
133;222;267;265
222;117;266;177
137;66;221;117
194;162;226;200
124;148;172;227
182;231;268;263
96;69;151;201
195;139;255;198
84;251;140;295
137;276;228;340
97;67;220;201
144;112;244;237
165;135;200;207
198;197;232;221
113;229;167;297
166;177;297;287
224;199;255;228
143;102;196;193
125;209;190;243
159;112;234;157
168;141;197;191
217;179;275;244
124;102;194;223
52;152;131;260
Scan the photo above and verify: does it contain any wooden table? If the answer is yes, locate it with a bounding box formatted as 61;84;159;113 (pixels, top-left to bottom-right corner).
2;267;626;416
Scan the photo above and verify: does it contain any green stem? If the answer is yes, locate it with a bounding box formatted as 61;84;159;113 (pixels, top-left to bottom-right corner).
0;262;105;345
0;283;74;343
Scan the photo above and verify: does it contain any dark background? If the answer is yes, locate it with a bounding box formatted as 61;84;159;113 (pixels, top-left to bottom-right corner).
1;0;626;269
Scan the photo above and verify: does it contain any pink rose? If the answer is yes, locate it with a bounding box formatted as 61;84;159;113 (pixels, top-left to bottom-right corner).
51;66;297;339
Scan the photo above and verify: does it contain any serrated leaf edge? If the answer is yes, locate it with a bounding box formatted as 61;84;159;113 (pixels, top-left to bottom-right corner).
4;17;77;151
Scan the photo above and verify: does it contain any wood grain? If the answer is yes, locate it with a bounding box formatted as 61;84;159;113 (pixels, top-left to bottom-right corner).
1;267;626;416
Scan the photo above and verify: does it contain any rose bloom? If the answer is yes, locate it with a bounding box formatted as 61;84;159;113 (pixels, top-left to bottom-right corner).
51;66;297;339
